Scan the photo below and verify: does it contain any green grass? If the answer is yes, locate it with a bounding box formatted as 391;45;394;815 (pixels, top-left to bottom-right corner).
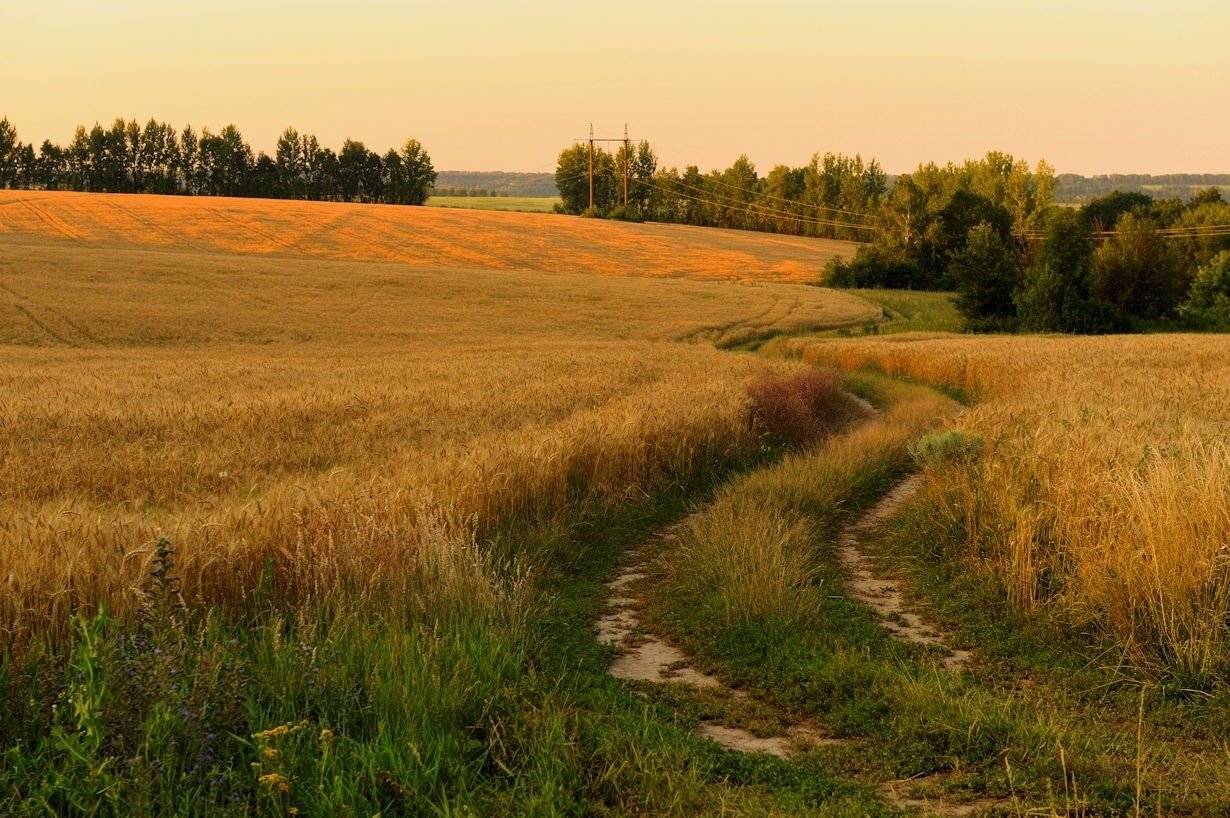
838;289;963;335
426;196;560;213
0;422;894;816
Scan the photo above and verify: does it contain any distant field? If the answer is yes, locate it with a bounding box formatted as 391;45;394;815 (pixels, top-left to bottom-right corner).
0;190;857;283
427;195;559;213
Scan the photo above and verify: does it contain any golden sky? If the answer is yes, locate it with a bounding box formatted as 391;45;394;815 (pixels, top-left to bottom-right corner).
8;1;1229;174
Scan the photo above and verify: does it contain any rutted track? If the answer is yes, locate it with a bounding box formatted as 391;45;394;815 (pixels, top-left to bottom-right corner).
596;404;996;813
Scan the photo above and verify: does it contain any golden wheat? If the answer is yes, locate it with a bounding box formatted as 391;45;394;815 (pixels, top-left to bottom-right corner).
0;189;857;284
785;333;1230;675
0;195;877;646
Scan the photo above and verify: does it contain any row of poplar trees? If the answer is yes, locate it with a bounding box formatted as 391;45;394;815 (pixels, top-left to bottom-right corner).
0;117;436;205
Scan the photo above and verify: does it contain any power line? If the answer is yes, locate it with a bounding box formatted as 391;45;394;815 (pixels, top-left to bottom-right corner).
642;178;878;235
698;173;880;220
647;176;878;232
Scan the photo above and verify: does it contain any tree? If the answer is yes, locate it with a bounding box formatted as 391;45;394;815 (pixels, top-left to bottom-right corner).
555;144;594;214
179;125;201;194
36;140;66;189
1014;210;1124;333
936;190;1013;282
1080;190;1152;231
339;139;384;203
275;127;303;198
1180;251;1230;326
630;141;657;217
0;117;19;188
398;138;435;205
949;222;1021;330
1091;213;1186;319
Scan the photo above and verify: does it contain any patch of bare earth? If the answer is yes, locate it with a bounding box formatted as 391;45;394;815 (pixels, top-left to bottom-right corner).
839;474;971;670
596;514;836;758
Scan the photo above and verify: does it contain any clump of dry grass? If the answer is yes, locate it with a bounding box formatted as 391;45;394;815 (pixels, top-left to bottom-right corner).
673;496;819;624
791;333;1230;677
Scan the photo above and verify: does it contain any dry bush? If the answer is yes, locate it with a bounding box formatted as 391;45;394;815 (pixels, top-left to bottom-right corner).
791;333;1230;677
747;368;845;448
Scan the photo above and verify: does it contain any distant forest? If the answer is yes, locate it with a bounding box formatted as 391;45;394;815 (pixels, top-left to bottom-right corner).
432;171;557;198
554;141;1230;335
0;117;437;205
1053;174;1230;204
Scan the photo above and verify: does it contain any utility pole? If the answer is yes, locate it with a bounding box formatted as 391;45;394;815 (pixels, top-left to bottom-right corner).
623;123;630;211
575;124;636;213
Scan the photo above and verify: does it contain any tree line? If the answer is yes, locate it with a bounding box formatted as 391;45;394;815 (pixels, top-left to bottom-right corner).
828;154;1230;332
1056;173;1230;204
0;117;436;205
554;142;887;242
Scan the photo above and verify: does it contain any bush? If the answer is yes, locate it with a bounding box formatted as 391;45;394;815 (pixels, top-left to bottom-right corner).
908;430;985;467
747;368;843;449
824;247;927;290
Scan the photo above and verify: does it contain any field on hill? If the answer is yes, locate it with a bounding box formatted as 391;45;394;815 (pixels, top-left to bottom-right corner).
0;192;906;815
0;205;874;646
0;190;856;283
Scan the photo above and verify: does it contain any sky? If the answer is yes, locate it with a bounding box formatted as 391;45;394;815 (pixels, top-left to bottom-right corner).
6;0;1229;175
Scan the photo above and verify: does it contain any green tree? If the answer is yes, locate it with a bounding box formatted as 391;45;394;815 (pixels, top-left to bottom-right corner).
950;223;1021;329
338;138;369;202
1080;190;1152;231
1015;210;1124;333
0;117;19;188
398;138;435;206
1091;213;1186;319
275;127;303;198
1180;251;1230;326
179;125;201;194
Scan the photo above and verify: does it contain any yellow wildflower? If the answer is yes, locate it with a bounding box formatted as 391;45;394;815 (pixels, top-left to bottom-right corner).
258;773;288;789
253;720;309;741
262;747;280;759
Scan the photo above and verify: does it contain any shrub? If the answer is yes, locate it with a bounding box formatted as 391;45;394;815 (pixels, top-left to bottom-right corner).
908;430;984;467
824;247;927;290
747;368;843;449
1180;250;1230;328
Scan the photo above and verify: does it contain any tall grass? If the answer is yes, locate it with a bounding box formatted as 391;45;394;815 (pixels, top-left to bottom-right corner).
661;376;956;629
791;333;1230;678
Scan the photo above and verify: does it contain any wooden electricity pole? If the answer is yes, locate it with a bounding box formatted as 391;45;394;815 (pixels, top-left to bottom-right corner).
623;123;630;211
576;124;637;214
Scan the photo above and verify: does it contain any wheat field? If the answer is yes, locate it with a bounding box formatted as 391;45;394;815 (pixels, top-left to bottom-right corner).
784;332;1230;676
0;194;876;646
0;190;856;283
